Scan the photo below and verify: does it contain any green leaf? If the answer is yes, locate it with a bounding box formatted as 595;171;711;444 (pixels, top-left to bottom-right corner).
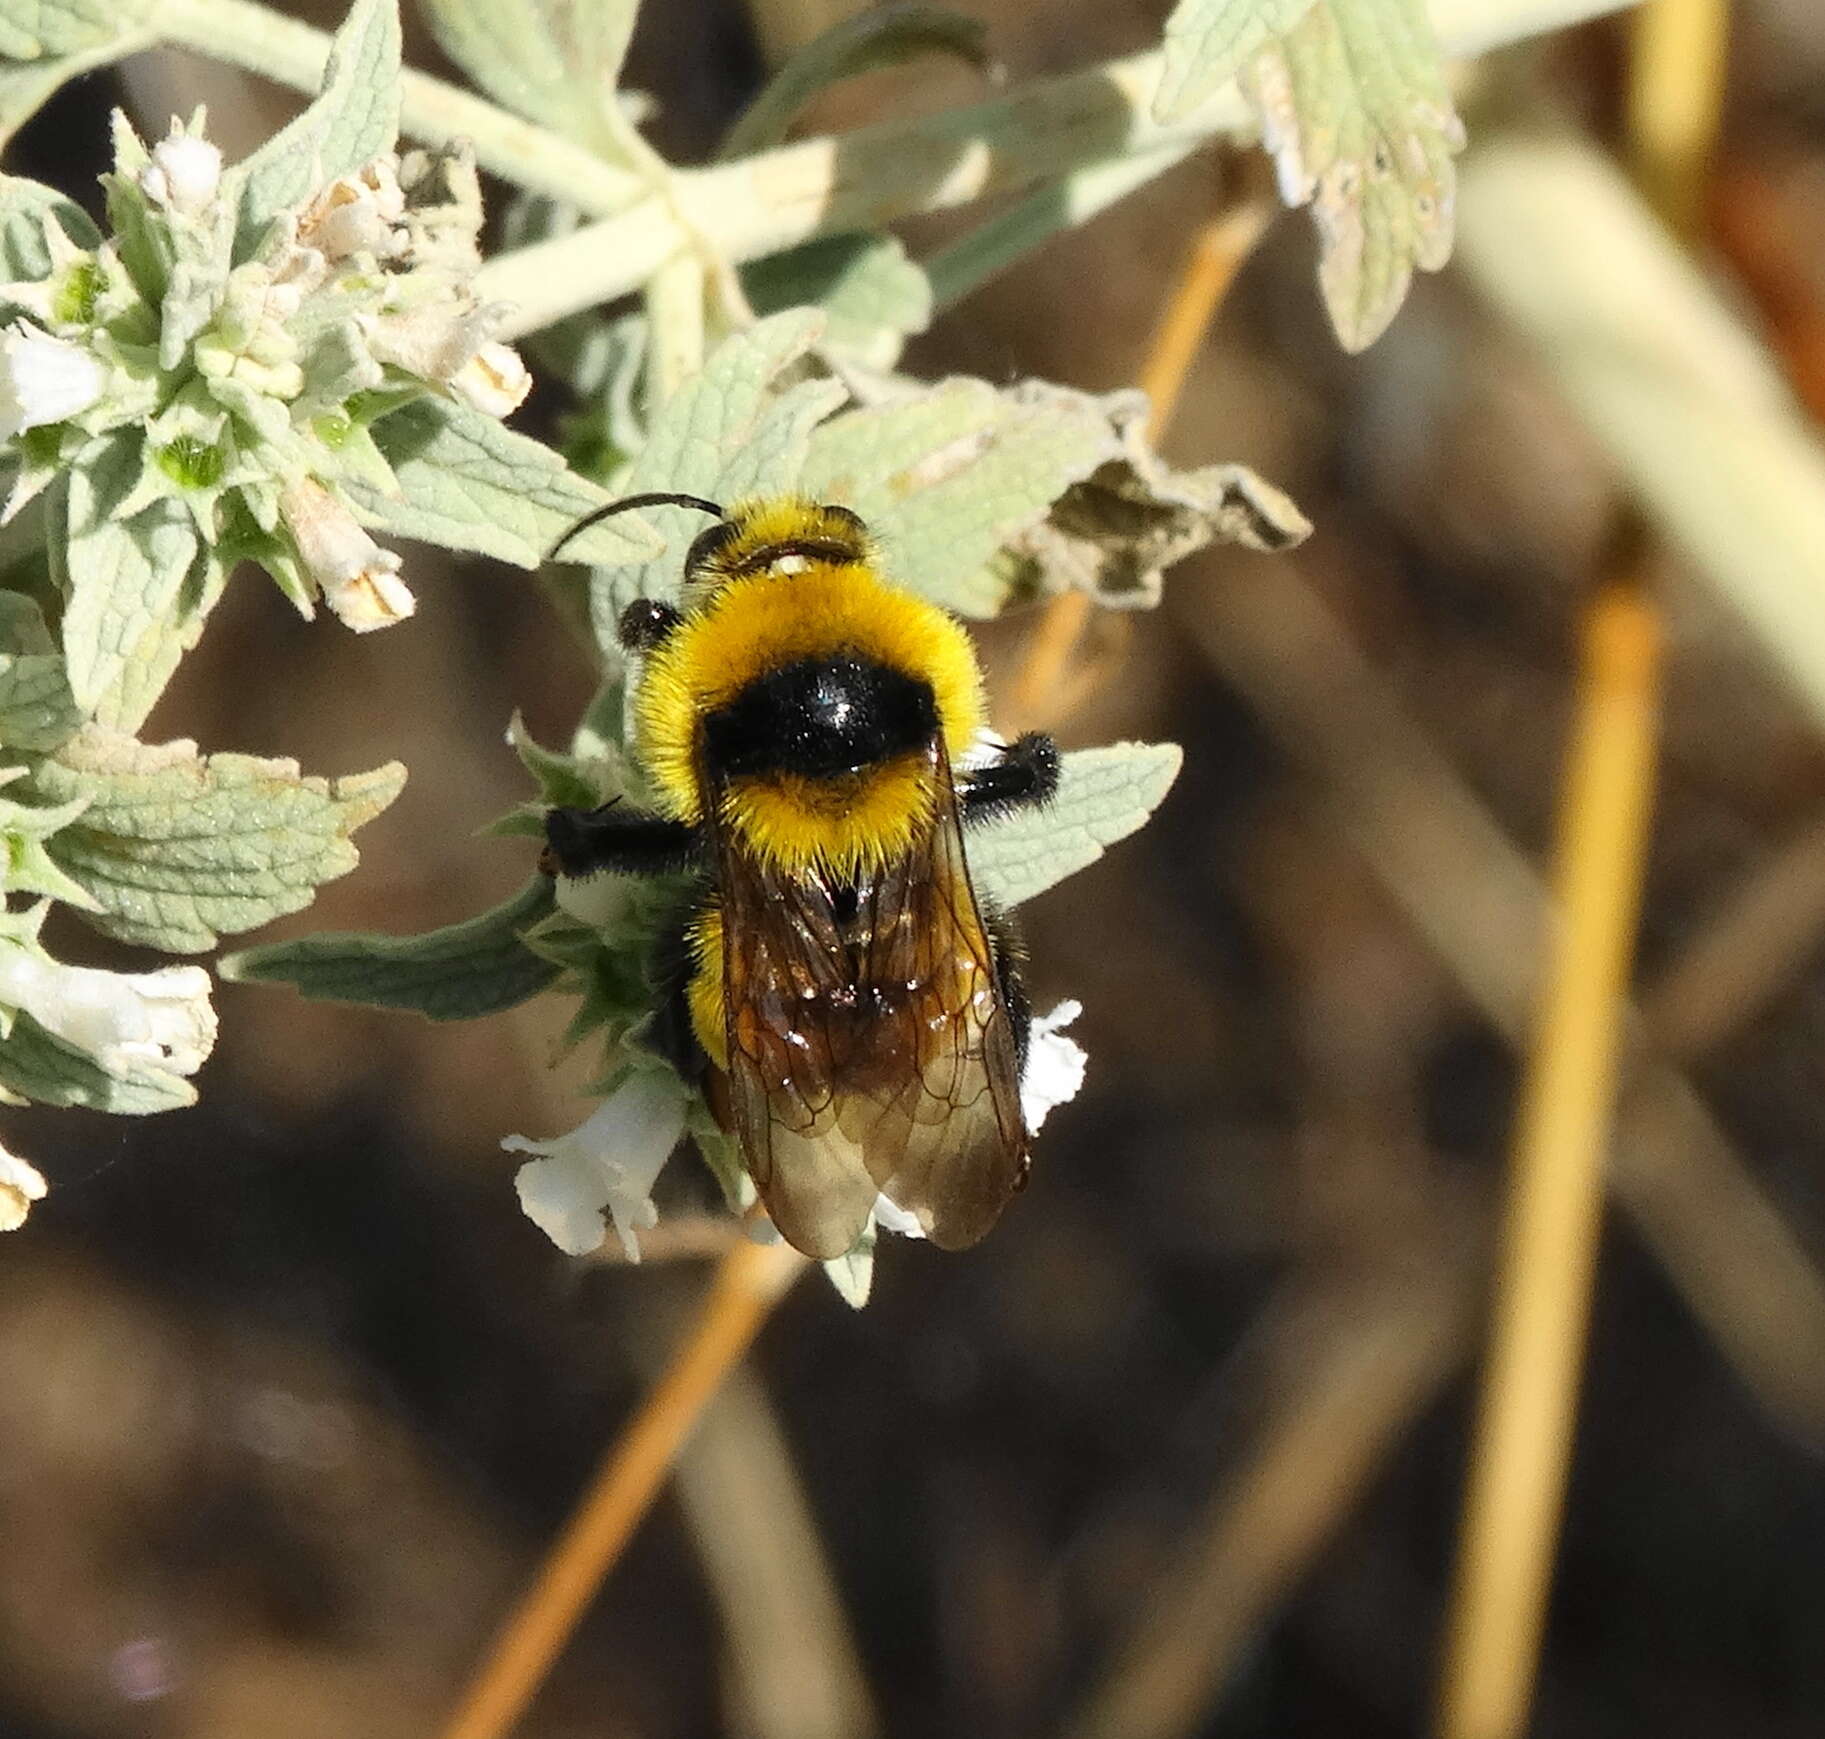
801;378;1110;616
1246;0;1464;351
27;731;406;953
743;232;932;370
0;650;80;752
585;309;832;634
718;4;991;161
0;173;101;279
1152;0;1319;122
220;874;560;1020
970;742;1183;910
417;0;639;158
234;0;403;256
0;765;94;906
0;0;153;58
351;396;658;567
0;1008;195;1111
60;431;207;731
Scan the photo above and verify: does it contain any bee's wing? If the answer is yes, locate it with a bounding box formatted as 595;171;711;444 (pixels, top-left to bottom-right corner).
709;745;1027;1260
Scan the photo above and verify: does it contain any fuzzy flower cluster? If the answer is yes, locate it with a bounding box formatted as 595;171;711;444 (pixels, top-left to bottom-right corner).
0;113;530;631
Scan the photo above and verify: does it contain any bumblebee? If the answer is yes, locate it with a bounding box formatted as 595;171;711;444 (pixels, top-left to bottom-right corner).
542;492;1061;1260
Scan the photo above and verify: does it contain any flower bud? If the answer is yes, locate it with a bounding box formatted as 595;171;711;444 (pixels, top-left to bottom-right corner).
0;321;104;437
450;341;531;417
141;132;223;215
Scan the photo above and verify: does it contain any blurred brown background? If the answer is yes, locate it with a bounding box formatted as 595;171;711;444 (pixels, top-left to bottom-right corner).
6;2;1825;1736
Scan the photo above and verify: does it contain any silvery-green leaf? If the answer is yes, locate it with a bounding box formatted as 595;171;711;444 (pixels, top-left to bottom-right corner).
1247;0;1464;352
0;651;79;752
587;309;829;634
743;232;932;370
718;4;991;161
417;0;639;158
0;766;94;907
60;431;205;730
1152;0;1319;122
1000;389;1309;608
0;173;101;280
350;396;657;568
233;0;403;257
0;0;153;57
971;742;1183;910
221;874;559;1019
0;1007;195;1111
801;378;1109;616
27;731;405;953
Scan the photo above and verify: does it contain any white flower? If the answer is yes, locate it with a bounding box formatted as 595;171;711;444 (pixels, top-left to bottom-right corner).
0;949;216;1078
297;162;407;263
450;341;531;417
871;1193;925;1241
140;131;222;216
0;1141;47;1232
279;477;415;632
1021;999;1087;1133
0;321;104;437
505;1068;689;1260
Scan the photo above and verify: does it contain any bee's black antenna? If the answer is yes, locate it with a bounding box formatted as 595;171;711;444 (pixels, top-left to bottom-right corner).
546;492;726;563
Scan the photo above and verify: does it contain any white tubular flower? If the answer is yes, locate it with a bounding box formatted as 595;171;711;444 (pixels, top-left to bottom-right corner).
141;132;222;216
279;477;415;632
0;321;104;437
0;1141;48;1232
0;950;216;1078
449;341;531;417
1021;999;1087;1134
297;162;407;263
505;1068;689;1260
871;1194;925;1241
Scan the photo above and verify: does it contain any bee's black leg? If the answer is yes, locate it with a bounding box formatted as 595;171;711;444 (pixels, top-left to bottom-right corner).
962;732;1060;824
541;801;701;878
987;908;1033;1071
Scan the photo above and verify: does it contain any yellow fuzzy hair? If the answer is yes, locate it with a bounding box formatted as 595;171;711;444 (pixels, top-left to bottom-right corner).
685;905;727;1069
635;530;985;877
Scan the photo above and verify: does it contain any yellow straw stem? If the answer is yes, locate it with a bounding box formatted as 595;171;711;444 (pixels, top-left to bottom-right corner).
1626;0;1731;235
1007;197;1272;729
439;1237;808;1739
1434;583;1663;1739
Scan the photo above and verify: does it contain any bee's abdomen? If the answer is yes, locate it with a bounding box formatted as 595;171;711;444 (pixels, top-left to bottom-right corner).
705;654;938;780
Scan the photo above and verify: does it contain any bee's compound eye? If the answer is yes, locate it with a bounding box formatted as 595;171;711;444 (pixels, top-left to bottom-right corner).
684;518;742;578
820;504;867;535
618;597;682;651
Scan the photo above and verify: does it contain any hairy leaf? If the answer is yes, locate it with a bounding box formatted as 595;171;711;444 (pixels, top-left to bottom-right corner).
221;874;560;1020
743;231;931;370
0;651;80;752
234;0;402;256
0;0;153;58
0;173;101;279
60;432;206;731
29;731;405;953
1152;0;1319;122
352;396;659;567
971;741;1183;910
417;0;638;157
1248;0;1464;351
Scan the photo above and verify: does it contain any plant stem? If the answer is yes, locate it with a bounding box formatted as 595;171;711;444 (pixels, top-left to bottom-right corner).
1626;0;1730;233
476;0;1636;338
155;0;646;213
1434;581;1662;1739
438;1236;808;1739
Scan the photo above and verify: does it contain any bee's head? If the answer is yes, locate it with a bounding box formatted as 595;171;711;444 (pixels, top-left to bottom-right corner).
682;498;872;588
